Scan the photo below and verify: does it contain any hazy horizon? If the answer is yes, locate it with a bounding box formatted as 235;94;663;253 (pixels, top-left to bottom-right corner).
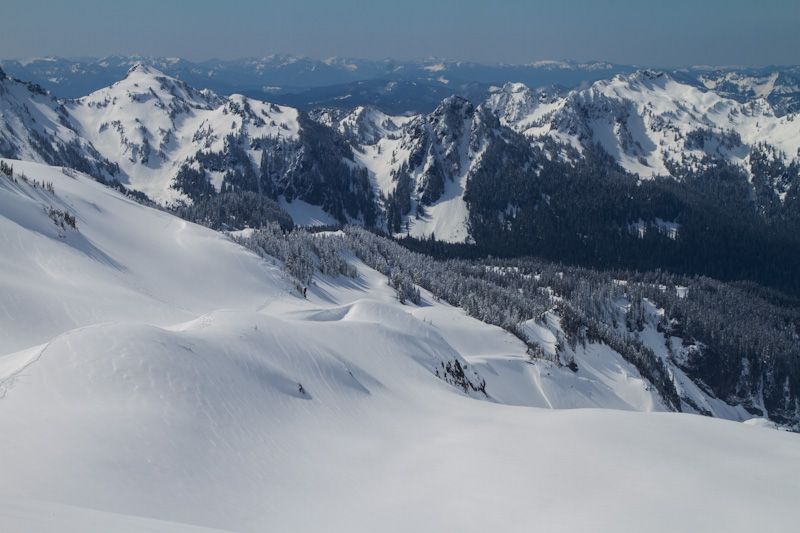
2;0;797;69
3;53;798;72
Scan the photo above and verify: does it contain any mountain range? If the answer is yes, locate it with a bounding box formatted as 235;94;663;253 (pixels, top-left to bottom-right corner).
3;55;800;114
2;56;800;530
1;62;798;286
2;61;797;212
2;57;799;413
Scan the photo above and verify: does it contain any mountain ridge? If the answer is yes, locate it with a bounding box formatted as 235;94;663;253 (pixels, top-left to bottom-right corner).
3;55;799;115
2;63;799;294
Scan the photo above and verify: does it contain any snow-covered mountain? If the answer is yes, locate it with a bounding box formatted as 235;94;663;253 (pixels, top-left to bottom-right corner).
484;70;800;179
1;64;376;225
5;55;800;117
3;63;799;244
696;68;800;116
64;63;299;203
2;159;798;531
347;71;799;242
347;95;500;241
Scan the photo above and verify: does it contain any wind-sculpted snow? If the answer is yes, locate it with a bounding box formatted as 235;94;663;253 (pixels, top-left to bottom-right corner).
2;313;798;531
2;160;800;532
0;311;467;528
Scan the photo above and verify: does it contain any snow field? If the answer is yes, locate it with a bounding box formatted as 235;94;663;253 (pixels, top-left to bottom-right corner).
1;159;798;532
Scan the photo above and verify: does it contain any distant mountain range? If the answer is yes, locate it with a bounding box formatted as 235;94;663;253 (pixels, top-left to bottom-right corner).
1;60;799;294
3;55;800;114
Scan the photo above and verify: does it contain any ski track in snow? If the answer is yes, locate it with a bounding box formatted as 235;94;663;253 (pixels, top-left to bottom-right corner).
0;323;116;399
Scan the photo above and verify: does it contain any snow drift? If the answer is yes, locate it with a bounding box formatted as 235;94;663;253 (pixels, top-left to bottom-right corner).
1;160;798;532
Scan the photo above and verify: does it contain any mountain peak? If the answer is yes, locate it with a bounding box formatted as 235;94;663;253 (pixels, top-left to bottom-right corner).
499;82;531;94
124;62;165;79
623;69;671;87
436;94;474;113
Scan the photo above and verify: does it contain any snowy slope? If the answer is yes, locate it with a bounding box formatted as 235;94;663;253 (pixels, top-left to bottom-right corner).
0;159;662;410
352;96;495;242
4;316;798;532
0;160;288;354
0;498;234;533
0;69;116;179
0;75;70;160
2;159;799;531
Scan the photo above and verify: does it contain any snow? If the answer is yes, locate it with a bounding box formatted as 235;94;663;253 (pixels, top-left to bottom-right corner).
354;135;407;193
2;159;800;531
700;71;800;100
655;217;680;239
5;63;797;239
278;197;339;226
423;63;447;72
0;498;234;533
405;173;471;242
489;70;800;181
526;60;572;69
743;418;779;430
354;103;481;242
17;57;58;67
0;160;286;354
63;64;300;204
628;218;680;239
485;82;564;130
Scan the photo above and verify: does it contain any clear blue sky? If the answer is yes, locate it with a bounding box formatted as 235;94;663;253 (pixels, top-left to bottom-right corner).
3;0;798;67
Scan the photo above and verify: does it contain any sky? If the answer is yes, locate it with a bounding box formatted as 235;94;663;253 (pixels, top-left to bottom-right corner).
2;0;798;67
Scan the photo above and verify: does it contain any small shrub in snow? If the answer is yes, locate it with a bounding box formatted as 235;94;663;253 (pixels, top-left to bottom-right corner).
46;206;77;230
